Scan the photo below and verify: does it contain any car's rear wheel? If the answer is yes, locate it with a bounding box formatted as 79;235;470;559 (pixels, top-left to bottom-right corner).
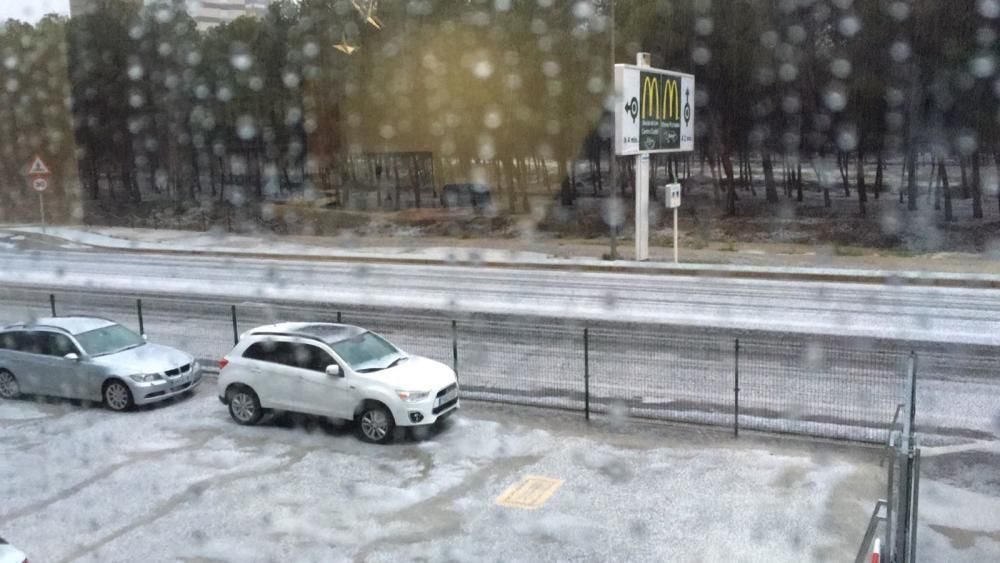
357;403;395;444
103;380;134;411
0;370;20;399
227;386;263;425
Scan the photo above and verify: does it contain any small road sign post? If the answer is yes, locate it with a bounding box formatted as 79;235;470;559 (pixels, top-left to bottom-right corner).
666;182;682;263
26;155;51;232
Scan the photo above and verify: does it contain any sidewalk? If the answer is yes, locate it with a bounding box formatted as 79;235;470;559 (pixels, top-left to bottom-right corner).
4;225;1000;286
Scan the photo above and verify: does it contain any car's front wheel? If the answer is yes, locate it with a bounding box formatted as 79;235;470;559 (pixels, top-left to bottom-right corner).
0;370;20;399
103;380;134;411
227;385;263;425
357;403;395;444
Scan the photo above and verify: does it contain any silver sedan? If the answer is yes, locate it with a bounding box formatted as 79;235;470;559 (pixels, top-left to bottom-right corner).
0;316;201;411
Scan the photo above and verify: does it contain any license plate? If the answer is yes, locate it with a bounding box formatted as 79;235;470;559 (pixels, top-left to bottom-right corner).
436;388;457;406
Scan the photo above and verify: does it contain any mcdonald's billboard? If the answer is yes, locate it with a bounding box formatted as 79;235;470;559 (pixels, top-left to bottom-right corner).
614;64;695;155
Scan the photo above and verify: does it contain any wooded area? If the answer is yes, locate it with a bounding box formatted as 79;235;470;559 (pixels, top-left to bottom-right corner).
0;0;999;228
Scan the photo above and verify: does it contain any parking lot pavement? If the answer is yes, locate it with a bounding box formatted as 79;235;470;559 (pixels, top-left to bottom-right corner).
0;386;974;562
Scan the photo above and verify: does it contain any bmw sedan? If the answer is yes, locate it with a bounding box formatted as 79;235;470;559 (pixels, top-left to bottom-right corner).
0;316;201;411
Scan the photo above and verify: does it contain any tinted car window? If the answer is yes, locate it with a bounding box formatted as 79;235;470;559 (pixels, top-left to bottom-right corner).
243;340;296;368
289;343;335;372
40;333;80;357
17;332;46;355
0;331;22;351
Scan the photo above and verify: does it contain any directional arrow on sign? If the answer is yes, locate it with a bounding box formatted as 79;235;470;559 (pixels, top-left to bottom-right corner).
27;155;51;176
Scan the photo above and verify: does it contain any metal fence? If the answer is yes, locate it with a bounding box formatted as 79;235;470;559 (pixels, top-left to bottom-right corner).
8;289;996;444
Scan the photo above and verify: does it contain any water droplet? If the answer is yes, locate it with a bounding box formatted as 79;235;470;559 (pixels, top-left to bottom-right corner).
979;0;1000;18
236;116;257;140
231;52;252;72
830;58;851;79
890;41;911;62
483;109;502;129
838;15;860;37
692;46;711;65
823;83;847;112
472;60;493;79
971;54;996;78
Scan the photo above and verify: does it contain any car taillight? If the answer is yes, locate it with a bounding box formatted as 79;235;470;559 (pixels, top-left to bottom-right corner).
219;358;229;370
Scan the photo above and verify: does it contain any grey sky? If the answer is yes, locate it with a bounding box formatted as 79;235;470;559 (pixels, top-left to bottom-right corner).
0;0;69;23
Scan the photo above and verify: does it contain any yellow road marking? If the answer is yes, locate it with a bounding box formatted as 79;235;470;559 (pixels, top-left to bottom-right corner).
495;475;563;510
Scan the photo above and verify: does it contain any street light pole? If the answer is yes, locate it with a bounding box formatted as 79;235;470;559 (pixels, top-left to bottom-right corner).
609;0;618;259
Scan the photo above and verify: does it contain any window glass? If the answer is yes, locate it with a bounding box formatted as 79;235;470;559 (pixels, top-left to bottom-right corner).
39;333;80;357
289;343;335;372
75;324;144;357
0;332;22;351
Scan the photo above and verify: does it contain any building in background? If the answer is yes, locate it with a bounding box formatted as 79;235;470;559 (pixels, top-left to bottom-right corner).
187;0;271;29
69;0;142;17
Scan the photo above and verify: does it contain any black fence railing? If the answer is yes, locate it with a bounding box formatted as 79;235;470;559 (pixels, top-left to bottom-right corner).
14;290;997;444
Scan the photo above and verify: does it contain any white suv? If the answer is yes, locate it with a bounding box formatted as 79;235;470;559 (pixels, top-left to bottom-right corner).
217;323;459;443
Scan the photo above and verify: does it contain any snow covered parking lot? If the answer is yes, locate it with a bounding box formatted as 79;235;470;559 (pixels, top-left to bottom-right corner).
1;387;997;562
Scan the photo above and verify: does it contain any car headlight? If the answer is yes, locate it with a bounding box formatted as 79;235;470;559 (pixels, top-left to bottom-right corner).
396;390;430;402
129;373;163;383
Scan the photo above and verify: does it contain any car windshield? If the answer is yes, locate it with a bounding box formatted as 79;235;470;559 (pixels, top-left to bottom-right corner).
330;331;402;372
75;324;145;357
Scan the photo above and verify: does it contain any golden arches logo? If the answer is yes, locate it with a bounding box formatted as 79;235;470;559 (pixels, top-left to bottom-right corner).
662;79;679;120
641;76;659;119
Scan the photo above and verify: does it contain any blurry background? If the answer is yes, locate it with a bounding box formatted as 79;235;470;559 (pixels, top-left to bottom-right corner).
0;0;998;256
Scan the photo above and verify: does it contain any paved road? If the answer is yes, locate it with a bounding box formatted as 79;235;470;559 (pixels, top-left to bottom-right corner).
0;276;996;443
0;248;998;345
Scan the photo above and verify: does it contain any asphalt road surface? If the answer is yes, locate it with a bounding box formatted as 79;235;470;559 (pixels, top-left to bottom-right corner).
0;248;996;443
0;248;998;345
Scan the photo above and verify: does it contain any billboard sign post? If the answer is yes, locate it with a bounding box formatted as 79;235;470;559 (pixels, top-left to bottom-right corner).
614;57;694;262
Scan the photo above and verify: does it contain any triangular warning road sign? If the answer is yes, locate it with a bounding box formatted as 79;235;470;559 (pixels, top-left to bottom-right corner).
27;155;51;176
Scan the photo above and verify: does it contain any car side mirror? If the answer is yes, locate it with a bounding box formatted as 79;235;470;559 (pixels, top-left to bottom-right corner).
325;364;342;377
142;334;148;341
64;352;80;361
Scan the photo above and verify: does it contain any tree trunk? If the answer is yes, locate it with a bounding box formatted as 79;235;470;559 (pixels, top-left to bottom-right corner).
933;159;942;211
393;157;402;211
927;159;937;205
856;150;867;216
899;153;910;203
708;153;721;204
906;148;918;211
747;152;756;196
593;153;603;194
724;151;737;216
994;153;1000;215
763;153;778;203
795;162;803;202
941;157;952;221
838;152;851;197
960;157;970;199
507;158;518;213
782;157;790;198
874;152;883;199
410;155;422;208
971;151;983;218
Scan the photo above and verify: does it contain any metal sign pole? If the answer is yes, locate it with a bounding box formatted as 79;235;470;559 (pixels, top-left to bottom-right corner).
673;206;679;264
38;192;46;232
